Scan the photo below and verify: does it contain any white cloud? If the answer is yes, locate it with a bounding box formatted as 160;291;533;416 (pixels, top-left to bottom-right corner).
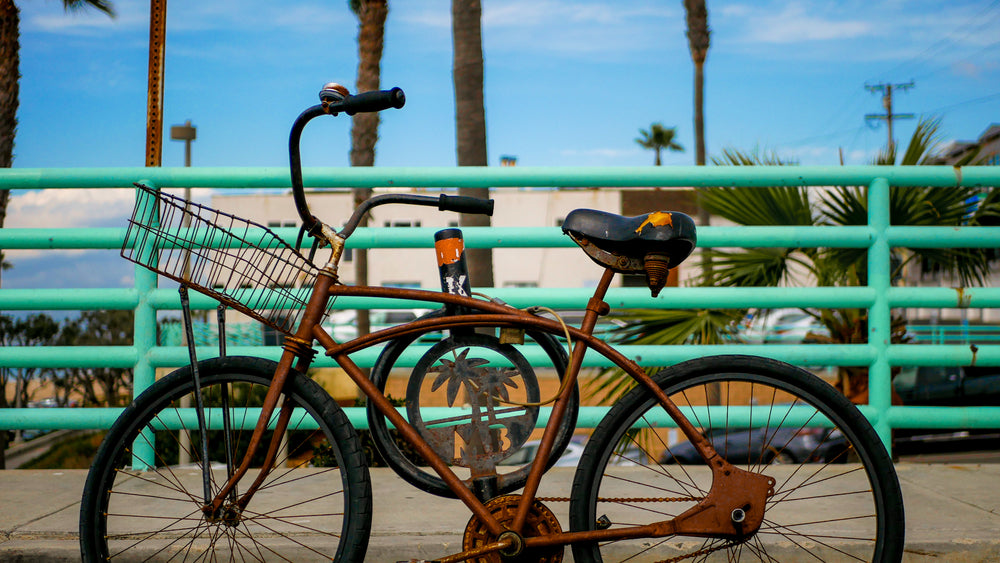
24;0;351;36
730;2;872;45
5;187;216;261
485;1;670;27
6;187;217;230
7;188;135;229
399;0;677;58
25;2;146;35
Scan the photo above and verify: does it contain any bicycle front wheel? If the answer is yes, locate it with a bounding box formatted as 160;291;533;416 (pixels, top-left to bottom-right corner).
80;356;372;562
570;355;903;562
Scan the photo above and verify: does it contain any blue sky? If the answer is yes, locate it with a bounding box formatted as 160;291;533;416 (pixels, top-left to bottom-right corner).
4;0;1000;290
13;0;1000;170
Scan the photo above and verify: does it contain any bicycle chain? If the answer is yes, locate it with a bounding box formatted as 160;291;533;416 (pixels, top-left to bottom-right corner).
536;496;702;503
656;544;728;563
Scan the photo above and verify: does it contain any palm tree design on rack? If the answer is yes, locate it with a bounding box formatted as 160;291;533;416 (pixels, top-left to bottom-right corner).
428;348;522;461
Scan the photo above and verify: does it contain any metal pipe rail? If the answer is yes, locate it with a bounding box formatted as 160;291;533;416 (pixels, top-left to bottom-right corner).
2;165;999;450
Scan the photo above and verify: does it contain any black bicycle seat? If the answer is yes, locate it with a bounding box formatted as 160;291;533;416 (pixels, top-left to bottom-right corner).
561;208;697;274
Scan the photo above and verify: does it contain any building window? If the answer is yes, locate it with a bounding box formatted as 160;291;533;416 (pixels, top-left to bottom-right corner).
383;220;421;228
503;281;538;288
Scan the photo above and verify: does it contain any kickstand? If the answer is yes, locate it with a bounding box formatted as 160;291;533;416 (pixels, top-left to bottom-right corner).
179;286;213;505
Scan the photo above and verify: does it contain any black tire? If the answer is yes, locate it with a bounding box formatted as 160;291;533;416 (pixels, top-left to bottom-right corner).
570;355;904;562
80;356;372;562
367;309;577;498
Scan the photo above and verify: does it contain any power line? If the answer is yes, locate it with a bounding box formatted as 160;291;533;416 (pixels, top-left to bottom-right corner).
911;38;1000;82
864;81;915;150
922;90;1000;114
869;0;1000;83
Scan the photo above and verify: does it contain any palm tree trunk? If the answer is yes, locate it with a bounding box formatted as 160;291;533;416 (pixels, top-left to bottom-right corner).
0;0;18;470
0;0;19;230
693;60;705;167
350;0;388;343
451;0;493;288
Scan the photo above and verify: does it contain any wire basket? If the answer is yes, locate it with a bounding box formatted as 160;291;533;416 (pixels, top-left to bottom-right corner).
122;184;330;335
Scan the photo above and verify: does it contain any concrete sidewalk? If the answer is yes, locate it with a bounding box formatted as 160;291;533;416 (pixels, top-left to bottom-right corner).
1;464;998;562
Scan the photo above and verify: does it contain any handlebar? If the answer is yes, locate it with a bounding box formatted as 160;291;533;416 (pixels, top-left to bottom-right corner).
338;193;494;239
337;87;406;115
289;84;494;245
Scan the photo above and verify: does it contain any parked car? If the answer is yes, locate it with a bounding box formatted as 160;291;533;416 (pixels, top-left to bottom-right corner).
499;437;647;468
894;365;1000;407
892;365;1000;454
742;308;830;344
658;426;848;465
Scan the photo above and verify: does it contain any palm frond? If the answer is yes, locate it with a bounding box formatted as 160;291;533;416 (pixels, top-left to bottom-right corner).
698;186;813;227
64;0;115;18
899;117;942;165
711;147;794;166
585;308;743;404
697;248;793;287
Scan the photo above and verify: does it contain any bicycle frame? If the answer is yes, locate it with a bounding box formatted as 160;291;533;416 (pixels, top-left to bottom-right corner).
86;86;902;563
189;85;774;559
205;263;775;559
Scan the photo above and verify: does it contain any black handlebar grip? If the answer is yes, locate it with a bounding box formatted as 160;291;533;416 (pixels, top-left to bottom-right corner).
340;87;406;116
438;194;495;216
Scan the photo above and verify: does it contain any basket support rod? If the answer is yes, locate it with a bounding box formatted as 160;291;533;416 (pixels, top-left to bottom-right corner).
216;304;236;491
179;286;213;504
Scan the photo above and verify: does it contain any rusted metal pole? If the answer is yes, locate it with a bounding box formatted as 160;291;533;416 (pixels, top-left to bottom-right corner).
145;0;167;167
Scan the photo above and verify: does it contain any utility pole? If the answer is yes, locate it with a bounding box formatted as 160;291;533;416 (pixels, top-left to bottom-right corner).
865;81;915;153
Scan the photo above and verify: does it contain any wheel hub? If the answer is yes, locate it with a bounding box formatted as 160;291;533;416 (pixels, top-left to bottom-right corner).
204;502;243;527
463;494;563;562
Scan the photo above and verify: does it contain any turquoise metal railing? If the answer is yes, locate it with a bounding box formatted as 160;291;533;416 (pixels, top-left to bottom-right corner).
2;166;1000;451
907;325;1000;345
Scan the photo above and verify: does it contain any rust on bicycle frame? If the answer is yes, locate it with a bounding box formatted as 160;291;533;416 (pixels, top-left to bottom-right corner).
213;267;775;556
320;271;775;552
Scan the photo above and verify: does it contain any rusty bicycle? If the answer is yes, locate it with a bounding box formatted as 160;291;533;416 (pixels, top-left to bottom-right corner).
80;85;904;562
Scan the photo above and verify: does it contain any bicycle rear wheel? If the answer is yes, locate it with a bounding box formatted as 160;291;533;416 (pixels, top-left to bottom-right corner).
80;356;371;562
570;355;904;562
367;311;577;498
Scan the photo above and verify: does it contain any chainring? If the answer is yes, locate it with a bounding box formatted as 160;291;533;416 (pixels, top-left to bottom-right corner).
463;494;563;563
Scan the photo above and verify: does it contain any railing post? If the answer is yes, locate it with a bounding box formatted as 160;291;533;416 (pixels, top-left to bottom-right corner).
867;177;893;451
131;183;160;469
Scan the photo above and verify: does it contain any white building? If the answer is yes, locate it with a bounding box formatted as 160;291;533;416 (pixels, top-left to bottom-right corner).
211;187;699;291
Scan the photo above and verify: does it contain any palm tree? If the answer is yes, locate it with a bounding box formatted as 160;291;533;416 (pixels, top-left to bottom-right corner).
451;0;493;288
635;123;684;166
1;0;114;226
595;118;1000;404
683;0;709;167
348;0;388;343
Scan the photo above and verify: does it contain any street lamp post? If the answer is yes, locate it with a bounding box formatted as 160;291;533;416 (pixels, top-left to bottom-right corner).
170;120;196;201
170;120;196;467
